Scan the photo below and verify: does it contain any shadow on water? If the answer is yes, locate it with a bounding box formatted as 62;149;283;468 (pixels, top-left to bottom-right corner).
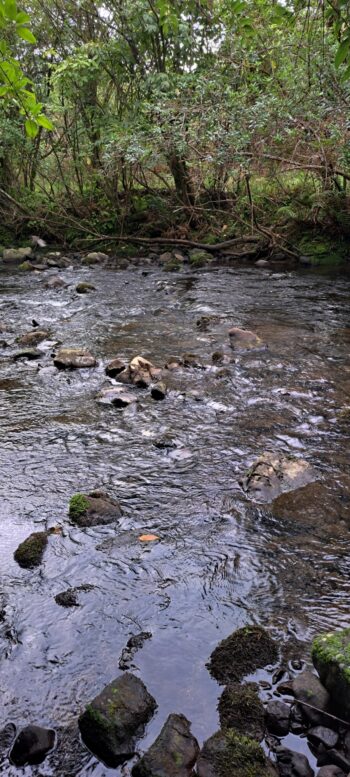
0;263;350;774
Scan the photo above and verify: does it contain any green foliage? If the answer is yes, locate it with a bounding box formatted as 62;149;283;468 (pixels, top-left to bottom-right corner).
69;493;90;522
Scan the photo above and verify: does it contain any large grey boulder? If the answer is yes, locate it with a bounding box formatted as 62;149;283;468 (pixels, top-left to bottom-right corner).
78;672;157;767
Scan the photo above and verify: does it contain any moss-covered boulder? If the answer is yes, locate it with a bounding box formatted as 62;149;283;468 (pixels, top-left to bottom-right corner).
208;626;278;685
69;490;122;527
19;261;35;272
79;672;157;767
132;713;199;777
218;683;265;741
14;531;49;569
76;282;96;294
82;251;108;265
196;730;277;777
188;250;212;267
312;630;350;719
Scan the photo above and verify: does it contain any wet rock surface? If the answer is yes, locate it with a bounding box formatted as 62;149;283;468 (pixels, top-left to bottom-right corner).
228;327;263;351
119;632;152;670
55;584;94;608
265;699;290;736
208;626;278;684
292;670;330;725
276;747;314;777
78;672;157;767
69;490;122;527
10;724;55;766
132;713;199;777
312;629;350;718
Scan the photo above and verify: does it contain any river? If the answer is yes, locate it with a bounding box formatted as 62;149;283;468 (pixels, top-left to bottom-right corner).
0;261;350;775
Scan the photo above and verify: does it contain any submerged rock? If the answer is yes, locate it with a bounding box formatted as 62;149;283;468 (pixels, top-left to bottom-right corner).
78;672;157;767
53;348;96;369
241;452;316;504
55;584;94;608
45;275;67;289
292;670;330;725
182;353;204;369
228;327;263;351
14;531;49;569
0;723;16;765
119;632;152;671
13;348;42;361
10;724;55;766
208;625;278;685
197;730;276;777
218;683;265;741
312;629;350;719
132;713;199;777
69;490;122;527
76;282;96;294
97;385;137;408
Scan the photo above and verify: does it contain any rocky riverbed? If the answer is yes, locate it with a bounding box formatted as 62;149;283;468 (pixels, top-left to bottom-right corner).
1;250;350;775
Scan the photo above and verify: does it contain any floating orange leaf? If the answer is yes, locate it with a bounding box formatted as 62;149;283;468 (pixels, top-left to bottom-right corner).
139;534;159;542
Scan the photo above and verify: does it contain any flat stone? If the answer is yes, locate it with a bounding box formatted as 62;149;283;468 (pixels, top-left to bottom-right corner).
53;348;96;369
79;672;157;767
10;724;55;766
265;700;290;736
241;452;317;504
308;726;338;749
292;671;330;725
97;386;137;407
132;713;199;776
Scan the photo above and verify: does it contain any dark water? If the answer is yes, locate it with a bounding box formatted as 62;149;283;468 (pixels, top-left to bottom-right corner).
0;263;350;775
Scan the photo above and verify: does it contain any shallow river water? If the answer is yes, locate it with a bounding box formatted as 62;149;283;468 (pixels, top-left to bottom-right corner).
0;262;350;775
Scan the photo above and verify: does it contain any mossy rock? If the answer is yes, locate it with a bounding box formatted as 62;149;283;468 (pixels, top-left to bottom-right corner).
312;629;350;718
208;626;278;685
163;260;181;272
14;531;49;569
76;282;96;294
69;490;122;527
79;672;157;767
197;730;276;777
218;683;265;741
19;261;34;272
188;250;213;267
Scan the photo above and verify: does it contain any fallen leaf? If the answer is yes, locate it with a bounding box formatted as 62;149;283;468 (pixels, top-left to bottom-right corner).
139;534;159;542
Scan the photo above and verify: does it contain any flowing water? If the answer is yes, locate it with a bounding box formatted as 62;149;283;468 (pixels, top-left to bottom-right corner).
0;262;350;775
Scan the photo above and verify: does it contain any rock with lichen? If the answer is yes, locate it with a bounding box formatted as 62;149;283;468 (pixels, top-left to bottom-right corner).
132;713;199;777
78;672;157;767
208;625;278;685
69;491;122;527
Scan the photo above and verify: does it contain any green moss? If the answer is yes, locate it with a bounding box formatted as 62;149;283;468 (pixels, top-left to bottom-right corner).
201;730;268;777
312;629;350;682
189;249;212;267
18;261;33;271
163;260;181;272
69;493;90;522
14;531;48;568
208;625;278;684
218;683;264;740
